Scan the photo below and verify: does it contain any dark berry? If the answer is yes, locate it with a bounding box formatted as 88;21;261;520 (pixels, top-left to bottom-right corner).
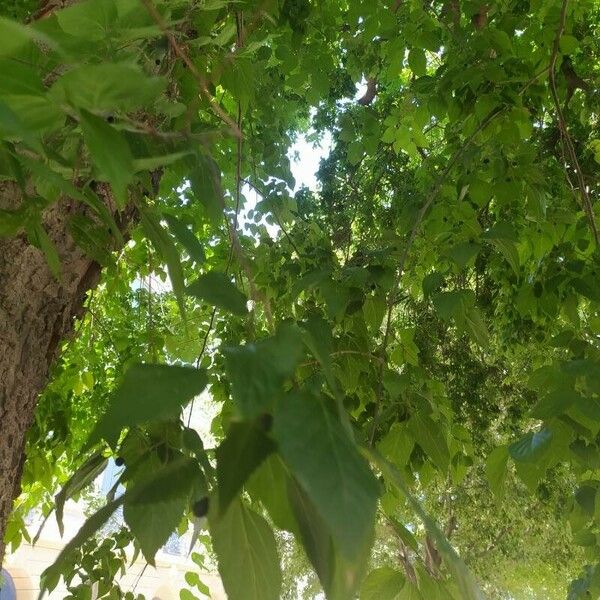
192;497;209;518
115;456;125;467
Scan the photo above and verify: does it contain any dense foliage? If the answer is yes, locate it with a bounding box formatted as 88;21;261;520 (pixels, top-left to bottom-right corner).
2;0;600;598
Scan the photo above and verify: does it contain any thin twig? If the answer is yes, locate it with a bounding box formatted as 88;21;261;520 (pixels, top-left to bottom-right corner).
222;89;274;327
369;106;504;445
548;0;599;245
188;304;217;427
140;0;242;138
189;39;245;426
131;562;148;593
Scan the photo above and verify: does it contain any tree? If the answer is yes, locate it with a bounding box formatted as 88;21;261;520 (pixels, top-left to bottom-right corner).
1;0;600;598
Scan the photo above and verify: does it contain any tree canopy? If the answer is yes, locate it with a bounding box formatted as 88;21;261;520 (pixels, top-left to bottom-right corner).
1;0;600;598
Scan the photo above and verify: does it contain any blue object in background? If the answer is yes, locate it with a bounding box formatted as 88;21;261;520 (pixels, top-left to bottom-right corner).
0;569;16;600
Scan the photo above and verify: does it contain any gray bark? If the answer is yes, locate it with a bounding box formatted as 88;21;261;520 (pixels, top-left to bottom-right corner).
0;181;126;566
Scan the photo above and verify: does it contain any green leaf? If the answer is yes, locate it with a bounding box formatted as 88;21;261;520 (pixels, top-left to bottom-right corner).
398;581;424;600
0;17;56;57
363;294;386;332
291;268;330;299
485;446;509;498
186;271;248;315
408;413;450;472
0;99;41;150
509;428;553;463
433;291;489;347
287;476;335;592
189;154;224;225
483;223;520;275
40;458;198;597
140;205;188;320
183;427;214;477
223;325;303;418
216;421;276;515
68;214;113;265
133;151;191;172
124;457;199;563
39;497;123;599
56;0;116;40
27;222;61;279
378;422;414;469
408;48;427;76
55;453;108;537
361;567;405;600
0;59;44;96
416;565;451;600
433;291;465;322
273;391;379;561
163;214;206;264
530;388;580;420
422;271;445;299
247;455;298;533
463;305;489;348
288;477;369;600
388;516;419;552
211;499;281;600
221;57;255;111
560;35;579;54
52;63;164;112
347;141;363;165
80;109;133;207
300;316;345;413
87;364;207;447
20;156;123;244
446;242;480;268
184;571;211;597
0;19;27;55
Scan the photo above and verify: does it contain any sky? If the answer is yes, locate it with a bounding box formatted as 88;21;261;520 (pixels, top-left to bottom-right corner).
288;131;333;192
239;130;332;236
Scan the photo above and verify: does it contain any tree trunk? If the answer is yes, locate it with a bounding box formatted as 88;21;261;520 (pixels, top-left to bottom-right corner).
0;181;125;566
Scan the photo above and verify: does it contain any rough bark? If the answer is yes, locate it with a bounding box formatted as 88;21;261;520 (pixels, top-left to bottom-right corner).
0;181;127;566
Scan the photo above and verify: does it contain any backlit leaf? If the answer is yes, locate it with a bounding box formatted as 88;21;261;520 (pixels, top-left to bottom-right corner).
273;391;379;561
216;421;276;514
88;364;207;447
223;325;303;418
80;109;133;207
211;500;281;600
187;271;248;315
361;567;405;600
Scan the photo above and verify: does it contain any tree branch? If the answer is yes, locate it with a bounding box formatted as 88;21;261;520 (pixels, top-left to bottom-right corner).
548;0;599;245
140;0;242;138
